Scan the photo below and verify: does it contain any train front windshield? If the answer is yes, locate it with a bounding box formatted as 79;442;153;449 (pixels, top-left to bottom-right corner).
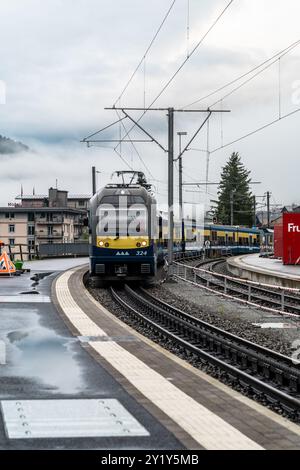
96;195;148;237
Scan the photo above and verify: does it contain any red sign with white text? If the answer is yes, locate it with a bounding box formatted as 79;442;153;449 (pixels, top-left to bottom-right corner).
283;213;300;265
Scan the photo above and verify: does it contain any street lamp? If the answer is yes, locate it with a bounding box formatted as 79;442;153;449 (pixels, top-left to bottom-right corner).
92;167;101;195
177;132;187;252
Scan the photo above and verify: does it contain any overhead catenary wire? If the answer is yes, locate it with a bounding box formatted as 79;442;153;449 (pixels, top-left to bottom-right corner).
115;0;235;150
209;42;300;109
182;39;300;109
210;106;300;154
115;108;155;179
113;0;177;107
186;0;190;58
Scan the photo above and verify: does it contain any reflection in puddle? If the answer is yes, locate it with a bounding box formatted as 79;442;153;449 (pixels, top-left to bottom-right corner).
0;307;84;394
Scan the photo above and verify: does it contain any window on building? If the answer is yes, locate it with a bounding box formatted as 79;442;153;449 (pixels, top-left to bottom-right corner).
28;226;35;236
9;239;15;246
48;226;53;236
40;212;46;218
78;200;85;207
9;224;15;233
28;212;35;222
6;212;15;219
28;239;35;249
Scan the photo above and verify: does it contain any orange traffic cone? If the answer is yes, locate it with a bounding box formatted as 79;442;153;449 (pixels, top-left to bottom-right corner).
0;251;16;275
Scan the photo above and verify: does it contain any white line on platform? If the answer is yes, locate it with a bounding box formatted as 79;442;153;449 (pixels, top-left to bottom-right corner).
0;295;51;303
55;269;263;450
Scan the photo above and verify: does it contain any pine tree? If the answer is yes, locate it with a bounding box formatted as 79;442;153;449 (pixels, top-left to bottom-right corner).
215;152;254;227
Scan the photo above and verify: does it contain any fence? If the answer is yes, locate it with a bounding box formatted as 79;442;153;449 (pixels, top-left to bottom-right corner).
172;261;300;316
38;242;89;258
1;244;38;261
1;242;89;260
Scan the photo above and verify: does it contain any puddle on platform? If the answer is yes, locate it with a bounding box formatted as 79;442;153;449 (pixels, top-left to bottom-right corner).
0;307;84;394
252;322;298;329
20;291;40;295
18;272;54;296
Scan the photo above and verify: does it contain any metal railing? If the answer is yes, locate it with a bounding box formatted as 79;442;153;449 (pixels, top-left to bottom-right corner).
172;261;300;317
36;217;63;224
38;242;89;258
1;243;39;261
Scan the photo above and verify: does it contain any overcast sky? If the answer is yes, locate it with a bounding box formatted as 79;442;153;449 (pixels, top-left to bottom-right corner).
0;0;299;209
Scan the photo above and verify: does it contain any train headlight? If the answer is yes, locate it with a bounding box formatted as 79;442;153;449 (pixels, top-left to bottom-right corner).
105;242;110;248
136;242;141;248
99;241;104;247
141;240;147;247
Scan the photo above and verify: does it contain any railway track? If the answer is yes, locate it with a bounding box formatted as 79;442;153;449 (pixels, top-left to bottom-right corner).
175;259;300;316
110;284;300;421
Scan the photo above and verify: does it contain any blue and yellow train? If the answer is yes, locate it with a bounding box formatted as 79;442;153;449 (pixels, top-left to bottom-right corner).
89;184;261;282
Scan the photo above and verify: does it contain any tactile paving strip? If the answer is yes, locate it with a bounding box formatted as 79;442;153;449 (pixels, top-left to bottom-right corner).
1;399;149;439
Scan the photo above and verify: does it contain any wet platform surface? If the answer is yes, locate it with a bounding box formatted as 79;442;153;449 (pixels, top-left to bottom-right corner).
227;254;300;288
0;259;181;449
239;254;300;278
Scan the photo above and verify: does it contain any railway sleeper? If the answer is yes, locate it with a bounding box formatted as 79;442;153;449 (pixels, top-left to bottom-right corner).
275;369;284;387
241;353;248;370
262;363;271;380
251;359;258;374
288;375;299;393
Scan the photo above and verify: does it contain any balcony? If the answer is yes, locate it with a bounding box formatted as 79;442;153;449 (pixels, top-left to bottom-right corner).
36;217;63;224
37;232;63;239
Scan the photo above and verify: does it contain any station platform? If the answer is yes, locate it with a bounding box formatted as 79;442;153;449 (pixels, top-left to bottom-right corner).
1;258;300;449
227;253;300;289
53;265;300;450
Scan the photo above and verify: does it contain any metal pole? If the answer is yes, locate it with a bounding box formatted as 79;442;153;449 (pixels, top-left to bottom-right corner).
178;131;187;253
267;191;271;228
253;195;256;227
230;190;234;226
179;154;185;252
92;166;96;196
168;108;174;266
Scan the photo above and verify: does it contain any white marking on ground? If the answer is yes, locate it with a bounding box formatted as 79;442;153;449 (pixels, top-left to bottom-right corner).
1;399;149;439
0;295;51;303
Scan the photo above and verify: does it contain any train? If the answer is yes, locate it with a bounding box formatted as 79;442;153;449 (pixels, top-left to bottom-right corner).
89;183;261;282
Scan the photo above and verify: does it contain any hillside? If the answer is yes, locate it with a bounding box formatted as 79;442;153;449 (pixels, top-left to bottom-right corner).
0;135;30;154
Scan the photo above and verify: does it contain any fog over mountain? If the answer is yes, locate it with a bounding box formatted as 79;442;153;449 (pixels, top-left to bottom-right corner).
0;135;29;155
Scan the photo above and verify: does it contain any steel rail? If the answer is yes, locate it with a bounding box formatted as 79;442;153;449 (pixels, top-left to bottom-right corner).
110;285;300;418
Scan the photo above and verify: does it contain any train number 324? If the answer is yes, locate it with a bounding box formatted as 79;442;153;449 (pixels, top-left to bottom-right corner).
136;251;147;256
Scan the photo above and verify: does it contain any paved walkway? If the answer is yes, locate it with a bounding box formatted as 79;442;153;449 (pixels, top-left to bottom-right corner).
0;261;180;449
23;257;89;272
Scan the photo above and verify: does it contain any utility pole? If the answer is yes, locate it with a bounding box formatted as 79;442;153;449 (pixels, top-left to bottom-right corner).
266;191;271;228
84;106;231;269
252;195;256;227
92;166;96;196
168;108;174;265
177;131;187;253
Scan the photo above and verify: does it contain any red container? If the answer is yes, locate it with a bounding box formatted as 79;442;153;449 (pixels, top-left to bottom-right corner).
283;212;300;265
274;224;283;258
